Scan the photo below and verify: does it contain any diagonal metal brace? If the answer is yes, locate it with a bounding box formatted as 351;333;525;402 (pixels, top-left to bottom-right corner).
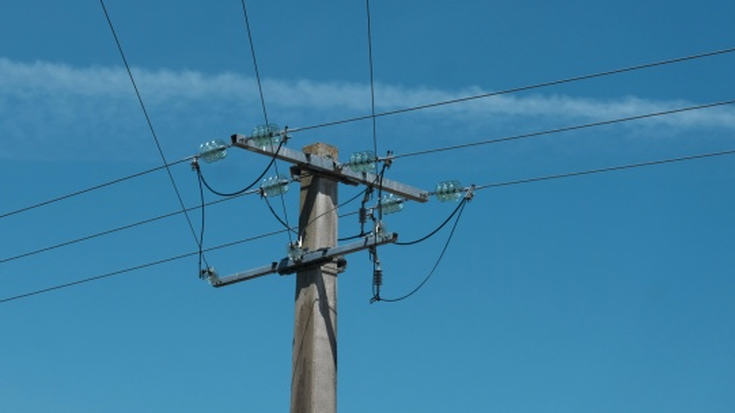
208;232;398;287
231;134;430;203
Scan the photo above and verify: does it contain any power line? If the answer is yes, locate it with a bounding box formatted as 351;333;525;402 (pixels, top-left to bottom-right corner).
0;157;190;221
4;47;731;224
3;98;730;267
287;46;735;134
391;98;735;159
474;147;735;191
0;229;289;305
5;145;734;305
0;192;251;266
239;0;293;244
99;0;208;267
0;208;365;305
374;196;469;303
365;0;379;157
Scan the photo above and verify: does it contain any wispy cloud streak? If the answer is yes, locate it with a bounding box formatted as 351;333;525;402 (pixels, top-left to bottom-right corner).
1;58;733;160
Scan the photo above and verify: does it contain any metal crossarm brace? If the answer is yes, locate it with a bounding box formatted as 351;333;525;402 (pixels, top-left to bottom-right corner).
208;232;398;287
231;134;430;203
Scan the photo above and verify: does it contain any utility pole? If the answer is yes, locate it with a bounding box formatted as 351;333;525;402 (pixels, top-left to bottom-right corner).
291;142;339;413
205;133;429;413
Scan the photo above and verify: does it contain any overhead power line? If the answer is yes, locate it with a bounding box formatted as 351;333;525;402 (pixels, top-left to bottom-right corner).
239;0;292;244
99;0;207;267
375;196;470;303
365;0;379;157
0;229;289;305
391;98;735;159
288;46;735;134
0;188;257;266
4;144;733;305
3;97;730;265
474;147;735;191
3;47;731;225
0;158;190;221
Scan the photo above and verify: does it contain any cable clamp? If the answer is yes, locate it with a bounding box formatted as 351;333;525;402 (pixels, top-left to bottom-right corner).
381;150;394;169
464;184;476;201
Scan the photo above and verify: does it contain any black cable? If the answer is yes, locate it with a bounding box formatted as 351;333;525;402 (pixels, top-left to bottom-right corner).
0;158;190;221
392;99;735;159
365;0;378;157
395;196;467;246
197;162;207;276
197;140;284;197
374;197;469;303
286;46;735;134
99;0;208;268
0;192;251;266
474;147;735;191
0;228;291;305
240;0;268;127
263;194;298;235
8;144;733;305
194;139;285;276
239;0;293;244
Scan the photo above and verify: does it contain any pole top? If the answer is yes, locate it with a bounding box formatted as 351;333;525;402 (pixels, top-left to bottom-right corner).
303;142;339;161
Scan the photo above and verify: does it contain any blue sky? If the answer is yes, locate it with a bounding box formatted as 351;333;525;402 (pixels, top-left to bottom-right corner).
1;1;734;412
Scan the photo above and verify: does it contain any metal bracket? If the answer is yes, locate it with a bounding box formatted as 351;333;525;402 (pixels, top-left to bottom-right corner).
209;232;399;287
231;134;430;203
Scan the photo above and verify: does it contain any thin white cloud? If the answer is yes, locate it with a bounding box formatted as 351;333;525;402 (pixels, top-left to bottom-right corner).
1;58;733;160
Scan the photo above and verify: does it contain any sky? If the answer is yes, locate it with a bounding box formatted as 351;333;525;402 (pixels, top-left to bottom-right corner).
1;0;734;412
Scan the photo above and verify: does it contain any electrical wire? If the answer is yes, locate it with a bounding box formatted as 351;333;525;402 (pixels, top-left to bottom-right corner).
0;192;254;266
373;196;469;303
0;229;290;306
391;98;735;159
365;0;378;157
263;194;298;235
0;209;366;305
286;46;735;134
6;143;734;306
4;98;730;268
239;0;293;244
3;47;731;225
99;0;209;268
473;147;735;191
196;140;284;197
394;196;467;246
0;158;190;221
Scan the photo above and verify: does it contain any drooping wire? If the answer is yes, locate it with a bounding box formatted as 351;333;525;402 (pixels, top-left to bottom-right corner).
394;195;467;246
239;0;292;243
365;0;378;157
0;158;190;221
197;161;207;276
286;46;735;134
193;139;286;276
373;195;470;303
263;194;298;235
99;0;209;269
196;140;284;197
391;99;735;160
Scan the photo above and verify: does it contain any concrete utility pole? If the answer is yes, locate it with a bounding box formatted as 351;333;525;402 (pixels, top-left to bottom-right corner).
205;134;430;413
291;143;339;413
